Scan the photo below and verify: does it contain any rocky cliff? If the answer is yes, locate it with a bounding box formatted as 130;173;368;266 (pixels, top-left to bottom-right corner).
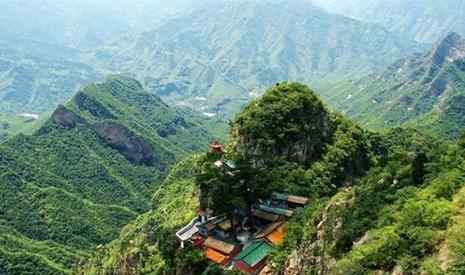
94;122;154;165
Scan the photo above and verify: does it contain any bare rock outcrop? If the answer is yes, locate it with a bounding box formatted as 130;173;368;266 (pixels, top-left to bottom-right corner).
281;191;354;275
52;105;85;129
94;122;154;165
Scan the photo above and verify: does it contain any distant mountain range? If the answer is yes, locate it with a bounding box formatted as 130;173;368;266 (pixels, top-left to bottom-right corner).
0;76;225;274
0;39;100;141
324;32;465;138
0;0;209;49
3;0;465;141
94;0;422;117
0;1;217;141
311;0;465;43
4;0;465;141
0;40;98;114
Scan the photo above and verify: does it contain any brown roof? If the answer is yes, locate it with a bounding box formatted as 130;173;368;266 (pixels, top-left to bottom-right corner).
287;195;309;205
205;248;229;265
266;225;285;246
255;222;285;239
204;237;237;255
209;141;225;152
272;192;309;205
252;209;281;222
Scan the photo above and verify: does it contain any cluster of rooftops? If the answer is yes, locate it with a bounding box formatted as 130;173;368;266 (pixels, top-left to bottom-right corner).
176;192;309;274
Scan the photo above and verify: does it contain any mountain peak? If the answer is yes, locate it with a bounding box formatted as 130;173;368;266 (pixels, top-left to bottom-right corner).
233;82;334;164
429;32;465;67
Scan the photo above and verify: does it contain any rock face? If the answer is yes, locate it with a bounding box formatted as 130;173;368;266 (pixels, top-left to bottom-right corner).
428;32;465;68
51;105;85;129
282;191;354;275
94;122;154;165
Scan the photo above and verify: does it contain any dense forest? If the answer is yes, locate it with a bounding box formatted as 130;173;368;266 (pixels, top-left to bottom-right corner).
0;76;226;274
79;82;465;274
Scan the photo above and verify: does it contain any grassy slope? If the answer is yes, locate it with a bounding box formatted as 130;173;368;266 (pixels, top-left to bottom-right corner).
267;129;465;273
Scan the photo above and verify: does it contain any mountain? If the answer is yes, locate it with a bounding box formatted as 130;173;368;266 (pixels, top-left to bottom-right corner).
275;131;465;275
0;0;422;130
0;39;100;141
311;0;465;43
0;40;99;114
81;82;465;275
0;0;217;141
0;0;210;49
94;0;422;117
324;32;465;139
0;76;226;274
78;82;377;274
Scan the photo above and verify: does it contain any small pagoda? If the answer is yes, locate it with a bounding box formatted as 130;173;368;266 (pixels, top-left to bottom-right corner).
209;140;225;154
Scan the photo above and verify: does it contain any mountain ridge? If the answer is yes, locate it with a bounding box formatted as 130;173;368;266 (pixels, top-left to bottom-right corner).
428;32;465;70
322;32;465;139
0;76;226;274
310;0;465;43
94;0;422;117
78;82;465;274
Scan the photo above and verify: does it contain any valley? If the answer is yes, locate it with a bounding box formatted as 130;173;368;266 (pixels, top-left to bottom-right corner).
92;0;422;118
1;1;465;274
0;76;227;274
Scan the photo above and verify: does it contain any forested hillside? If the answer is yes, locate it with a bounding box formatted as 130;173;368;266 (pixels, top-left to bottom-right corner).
94;0;421;117
2;1;465;275
323;32;465;139
80;82;465;274
0;76;226;274
0;0;210;140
